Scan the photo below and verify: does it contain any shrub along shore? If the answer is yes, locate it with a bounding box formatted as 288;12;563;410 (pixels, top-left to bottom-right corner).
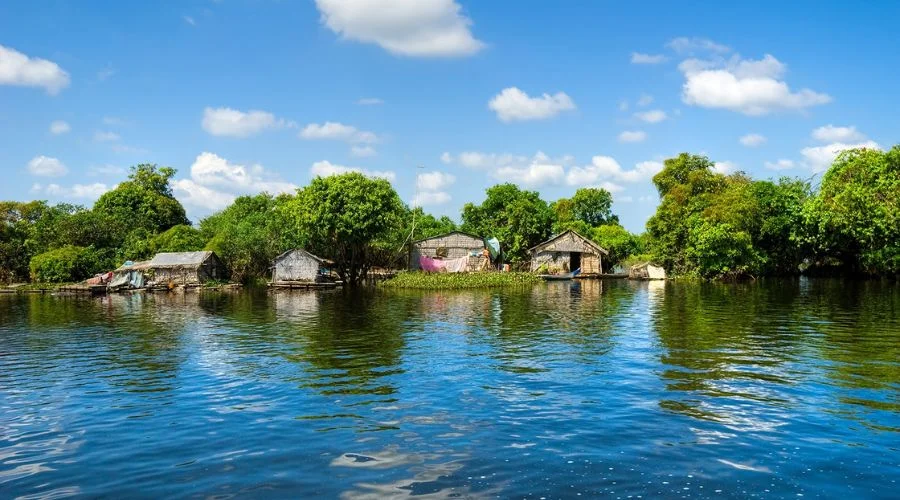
2;146;897;287
380;271;542;289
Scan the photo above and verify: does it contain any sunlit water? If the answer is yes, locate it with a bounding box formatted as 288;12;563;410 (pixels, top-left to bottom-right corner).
1;279;898;498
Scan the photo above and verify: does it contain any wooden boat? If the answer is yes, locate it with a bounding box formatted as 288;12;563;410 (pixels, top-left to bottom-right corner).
539;268;581;281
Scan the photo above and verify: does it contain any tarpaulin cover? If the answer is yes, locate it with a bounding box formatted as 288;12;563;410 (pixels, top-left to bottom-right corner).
485;237;500;260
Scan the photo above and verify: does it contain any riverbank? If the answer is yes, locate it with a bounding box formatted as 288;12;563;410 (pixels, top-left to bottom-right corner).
380;271;542;289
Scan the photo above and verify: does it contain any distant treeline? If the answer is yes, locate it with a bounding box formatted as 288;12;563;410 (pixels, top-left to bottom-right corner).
1;146;897;285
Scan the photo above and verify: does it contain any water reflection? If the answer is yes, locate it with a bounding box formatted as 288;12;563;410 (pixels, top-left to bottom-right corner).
0;280;898;498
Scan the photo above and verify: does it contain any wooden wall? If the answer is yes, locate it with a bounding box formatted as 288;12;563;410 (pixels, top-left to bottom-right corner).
272;250;321;282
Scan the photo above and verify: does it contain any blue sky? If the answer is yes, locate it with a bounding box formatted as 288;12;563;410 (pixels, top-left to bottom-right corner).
2;0;898;232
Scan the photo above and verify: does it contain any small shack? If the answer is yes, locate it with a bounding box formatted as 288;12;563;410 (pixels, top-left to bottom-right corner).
529;230;608;275
270;249;330;283
147;251;226;286
108;260;150;290
409;231;491;272
629;262;666;280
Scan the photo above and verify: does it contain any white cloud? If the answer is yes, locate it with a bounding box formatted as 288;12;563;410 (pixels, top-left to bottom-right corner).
32;182;111;200
183;16;196;26
566;157;662;186
202;107;284;138
350;145;377;157
801;141;880;172
417;171;455;191
618;130;647;143
811;125;865;143
712;161;737;174
495;163;565;186
315;0;484;57
488;87;576;122
637;94;654;106
309;160;396;182
357;97;383;105
631;52;667;64
0;44;70;94
93;131;120;142
765;159;795;170
667;37;731;55
27;156;68;177
49;120;70;135
739;133;766;147
634;109;667;123
679;53;831;115
413;191;451;206
440;152;453;164
618;100;629;111
300;121;378;144
172;152;298;212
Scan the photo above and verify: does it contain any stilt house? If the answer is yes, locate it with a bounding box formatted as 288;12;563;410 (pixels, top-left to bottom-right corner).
529;230;607;275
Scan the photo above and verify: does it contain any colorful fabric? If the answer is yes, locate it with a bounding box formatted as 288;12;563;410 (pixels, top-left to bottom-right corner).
419;255;447;272
444;256;469;273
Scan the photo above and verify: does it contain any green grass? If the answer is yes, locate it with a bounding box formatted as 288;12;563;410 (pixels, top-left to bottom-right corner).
380;271;541;289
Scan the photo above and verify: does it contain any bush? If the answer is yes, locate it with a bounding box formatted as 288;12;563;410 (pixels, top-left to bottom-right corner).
29;245;107;283
381;271;541;289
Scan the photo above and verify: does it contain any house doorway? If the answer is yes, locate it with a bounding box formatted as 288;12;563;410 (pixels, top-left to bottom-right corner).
570;252;581;272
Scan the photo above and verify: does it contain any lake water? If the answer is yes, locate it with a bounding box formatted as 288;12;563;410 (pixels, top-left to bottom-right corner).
1;279;898;498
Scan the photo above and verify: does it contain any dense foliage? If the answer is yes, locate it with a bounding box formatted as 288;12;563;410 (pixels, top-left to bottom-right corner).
3;146;897;285
285;173;405;286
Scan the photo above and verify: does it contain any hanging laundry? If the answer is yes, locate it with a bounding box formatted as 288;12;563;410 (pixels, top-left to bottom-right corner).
419;255;447;273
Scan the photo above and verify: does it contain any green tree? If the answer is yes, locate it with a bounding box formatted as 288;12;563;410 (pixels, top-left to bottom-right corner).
93;164;189;236
202;193;300;283
461;183;554;263
29;245;108;283
592;224;641;268
571;188;618;226
285;173;404;286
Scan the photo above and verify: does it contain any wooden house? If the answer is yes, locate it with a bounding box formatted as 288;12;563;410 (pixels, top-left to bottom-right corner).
409;231;491;272
270;249;329;283
529;230;608;275
147;251;226;286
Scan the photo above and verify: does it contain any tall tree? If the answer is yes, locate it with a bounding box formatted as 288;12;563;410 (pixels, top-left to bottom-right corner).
286;173;404;286
461;183;554;263
93;164;189;236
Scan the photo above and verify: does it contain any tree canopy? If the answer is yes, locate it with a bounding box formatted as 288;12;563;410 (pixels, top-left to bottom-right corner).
461;183;554;263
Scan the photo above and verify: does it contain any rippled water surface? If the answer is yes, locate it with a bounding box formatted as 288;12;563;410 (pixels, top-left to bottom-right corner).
1;279;898;498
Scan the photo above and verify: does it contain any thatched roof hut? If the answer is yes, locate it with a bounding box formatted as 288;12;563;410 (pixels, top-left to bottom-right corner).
529;230;608;275
409;231;491;272
270;249;329;283
147;251;226;285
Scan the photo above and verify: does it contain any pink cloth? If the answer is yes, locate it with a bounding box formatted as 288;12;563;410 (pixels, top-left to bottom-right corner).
420;255;447;272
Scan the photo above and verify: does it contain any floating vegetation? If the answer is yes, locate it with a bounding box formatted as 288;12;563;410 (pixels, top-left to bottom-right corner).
380;271;541;289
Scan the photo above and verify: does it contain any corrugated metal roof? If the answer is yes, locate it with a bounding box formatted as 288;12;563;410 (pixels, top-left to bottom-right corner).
528;230;609;255
149;251;213;268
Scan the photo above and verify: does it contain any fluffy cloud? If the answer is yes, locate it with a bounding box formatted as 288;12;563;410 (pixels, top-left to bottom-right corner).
637;94;654;107
300;121;378;144
357;97;383;105
712;161;737;174
440;152;453;164
417;171;455;191
634;109;667;123
93;131;120;142
202;107;285;138
495;163;566;186
811;125;865;143
739;133;766;147
315;0;484;57
27;155;68;177
801;141;880;172
49;120;70;135
309;160;396;182
566;156;662;185
0;44;70;94
618;130;647;143
488;87;576;122
667;37;731;55
631;52;667;64
413;191;451;206
679;53;831;115
172;152;298;211
764;159;795;170
31;182;111;200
